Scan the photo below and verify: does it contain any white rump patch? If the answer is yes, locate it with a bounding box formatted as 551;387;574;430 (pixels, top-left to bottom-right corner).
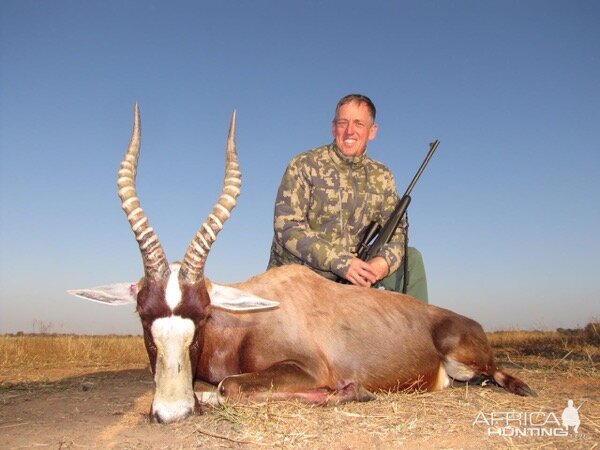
208;283;279;312
435;364;450;391
444;357;477;382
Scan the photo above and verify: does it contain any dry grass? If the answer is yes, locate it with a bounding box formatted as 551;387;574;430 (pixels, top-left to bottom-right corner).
0;334;147;384
488;322;600;358
1;324;599;448
192;360;599;449
192;390;591;449
486;323;600;383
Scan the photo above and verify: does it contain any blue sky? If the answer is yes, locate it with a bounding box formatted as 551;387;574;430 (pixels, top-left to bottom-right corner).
1;1;598;334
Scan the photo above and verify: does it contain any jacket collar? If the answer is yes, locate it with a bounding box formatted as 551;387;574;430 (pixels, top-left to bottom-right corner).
329;142;367;169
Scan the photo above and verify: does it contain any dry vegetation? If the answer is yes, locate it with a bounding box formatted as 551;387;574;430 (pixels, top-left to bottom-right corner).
1;324;598;449
488;322;600;358
0;334;147;383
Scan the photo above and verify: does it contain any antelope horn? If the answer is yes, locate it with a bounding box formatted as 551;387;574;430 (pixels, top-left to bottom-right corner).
179;111;241;284
117;103;170;281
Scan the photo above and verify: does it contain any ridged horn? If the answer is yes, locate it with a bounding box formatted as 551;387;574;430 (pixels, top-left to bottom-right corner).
117;103;170;281
179;111;241;284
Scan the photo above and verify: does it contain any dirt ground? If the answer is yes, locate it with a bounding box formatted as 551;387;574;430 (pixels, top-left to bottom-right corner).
1;355;598;450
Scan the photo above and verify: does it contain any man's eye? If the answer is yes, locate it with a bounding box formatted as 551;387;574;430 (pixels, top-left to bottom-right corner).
336;120;348;127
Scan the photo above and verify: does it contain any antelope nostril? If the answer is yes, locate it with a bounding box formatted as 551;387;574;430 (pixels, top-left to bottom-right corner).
152;406;194;424
153;410;164;424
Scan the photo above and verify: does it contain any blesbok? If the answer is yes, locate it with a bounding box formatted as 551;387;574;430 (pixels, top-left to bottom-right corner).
69;104;535;424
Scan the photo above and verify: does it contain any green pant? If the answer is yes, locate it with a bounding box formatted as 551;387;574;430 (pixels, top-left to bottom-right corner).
378;247;428;303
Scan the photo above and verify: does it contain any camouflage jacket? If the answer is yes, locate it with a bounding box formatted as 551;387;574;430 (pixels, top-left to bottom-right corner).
267;142;407;280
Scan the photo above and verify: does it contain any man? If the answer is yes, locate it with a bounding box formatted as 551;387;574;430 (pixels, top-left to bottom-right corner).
267;94;428;302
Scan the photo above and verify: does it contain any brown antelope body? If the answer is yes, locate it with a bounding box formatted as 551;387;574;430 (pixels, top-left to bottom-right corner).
69;104;535;424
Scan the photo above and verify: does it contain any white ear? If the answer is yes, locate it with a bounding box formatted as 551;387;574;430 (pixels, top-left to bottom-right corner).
208;283;279;312
67;283;137;306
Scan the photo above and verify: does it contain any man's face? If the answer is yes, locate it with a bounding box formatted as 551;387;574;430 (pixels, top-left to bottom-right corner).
331;101;378;157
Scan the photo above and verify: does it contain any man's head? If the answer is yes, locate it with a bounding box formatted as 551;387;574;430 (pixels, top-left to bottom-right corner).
332;94;378;157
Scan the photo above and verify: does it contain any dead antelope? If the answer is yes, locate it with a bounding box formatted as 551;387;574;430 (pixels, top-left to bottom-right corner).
69;104;535;424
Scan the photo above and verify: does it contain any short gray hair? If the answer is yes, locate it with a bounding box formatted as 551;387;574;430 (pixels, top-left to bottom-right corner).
334;94;376;122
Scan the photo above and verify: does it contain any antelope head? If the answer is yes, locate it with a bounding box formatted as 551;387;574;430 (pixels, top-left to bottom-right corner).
69;104;277;423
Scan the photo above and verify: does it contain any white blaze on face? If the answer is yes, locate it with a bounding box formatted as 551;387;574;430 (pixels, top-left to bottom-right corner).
165;262;183;310
150;315;196;423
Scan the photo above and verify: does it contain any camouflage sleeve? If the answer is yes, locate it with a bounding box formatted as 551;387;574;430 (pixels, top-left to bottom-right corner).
273;158;354;278
372;171;407;275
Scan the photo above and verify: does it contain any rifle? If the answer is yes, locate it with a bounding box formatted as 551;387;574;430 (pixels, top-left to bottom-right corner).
356;140;440;263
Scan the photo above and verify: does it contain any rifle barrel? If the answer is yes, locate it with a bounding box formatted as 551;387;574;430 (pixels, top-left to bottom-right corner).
361;139;440;262
404;140;440;197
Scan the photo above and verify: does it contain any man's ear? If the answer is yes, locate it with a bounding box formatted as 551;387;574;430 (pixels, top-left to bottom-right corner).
368;122;378;141
67;282;138;306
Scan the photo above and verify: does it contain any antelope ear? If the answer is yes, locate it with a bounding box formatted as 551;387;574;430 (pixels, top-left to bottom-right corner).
208;283;279;312
67;283;137;306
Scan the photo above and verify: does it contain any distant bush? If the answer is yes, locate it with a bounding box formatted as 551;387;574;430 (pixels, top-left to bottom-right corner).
583;322;600;344
487;322;600;361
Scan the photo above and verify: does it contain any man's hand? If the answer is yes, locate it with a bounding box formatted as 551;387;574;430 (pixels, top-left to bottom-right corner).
368;256;390;281
346;256;389;287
